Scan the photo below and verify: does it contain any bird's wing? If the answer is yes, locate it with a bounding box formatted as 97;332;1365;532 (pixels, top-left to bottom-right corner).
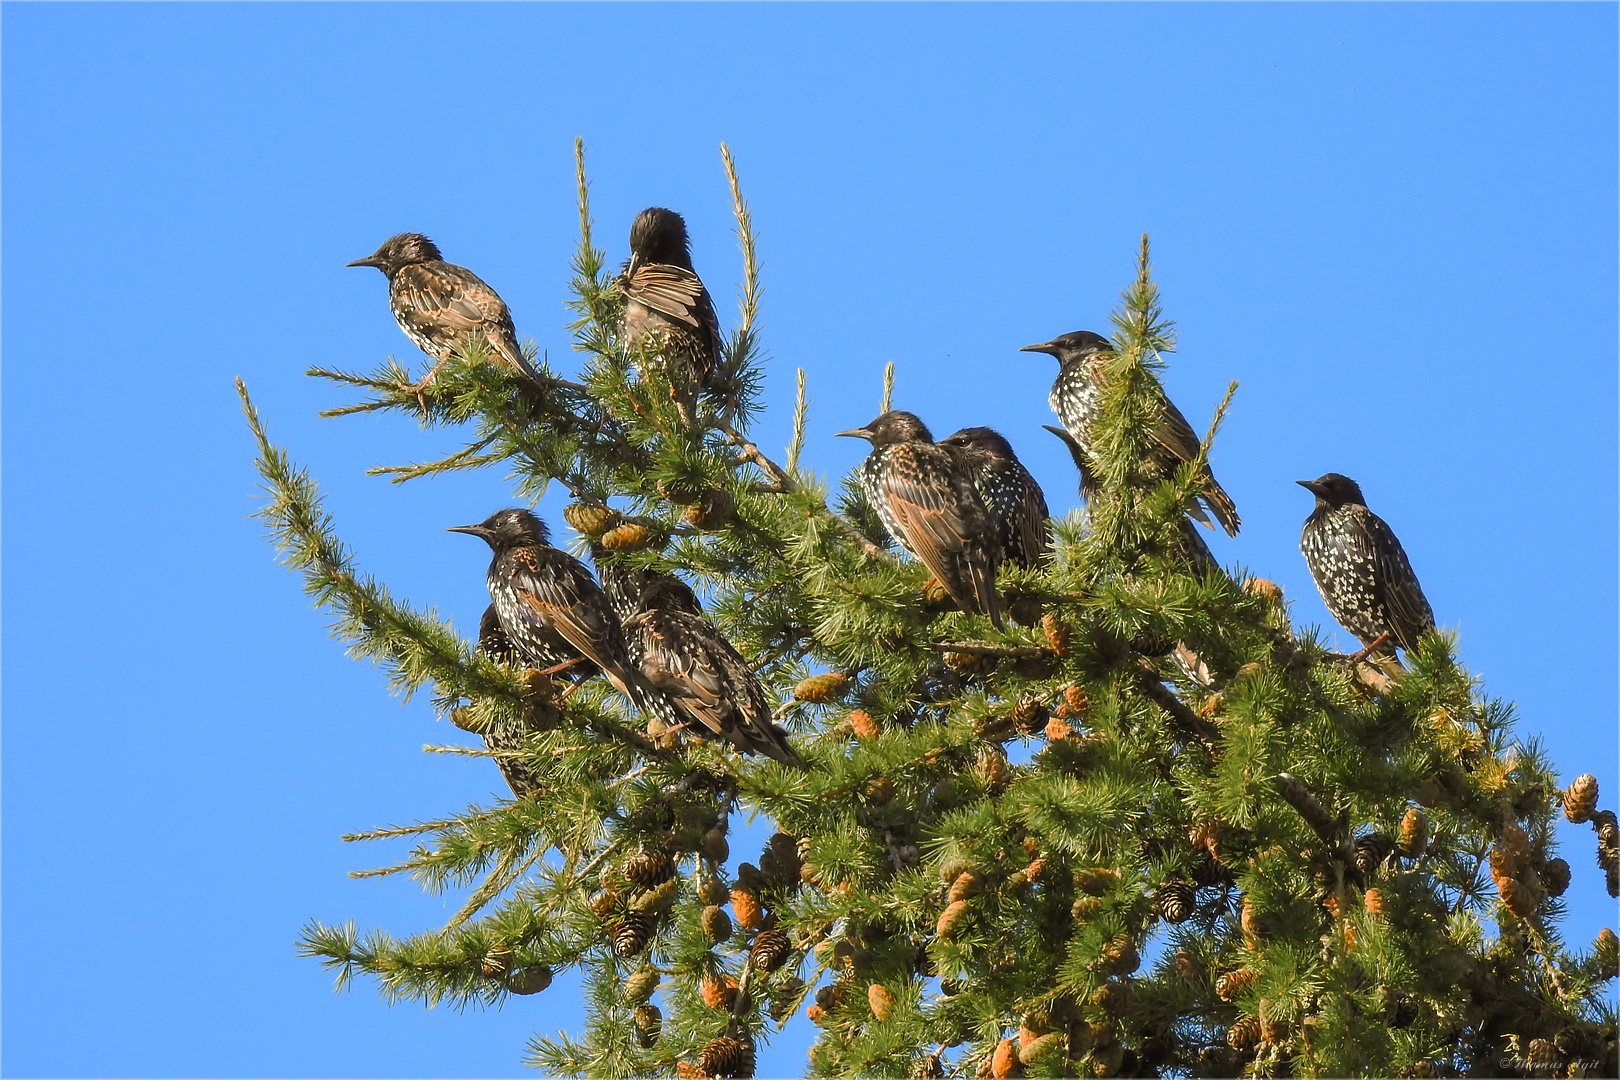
877;446;1002;626
626;264;718;337
392;263;487;336
1012;463;1051;568
1363;511;1435;650
509;549;633;689
1157;393;1241;536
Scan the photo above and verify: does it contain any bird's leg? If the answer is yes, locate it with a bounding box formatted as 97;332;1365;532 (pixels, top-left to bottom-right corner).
396;358;450;412
1345;632;1392;665
540;657;589;677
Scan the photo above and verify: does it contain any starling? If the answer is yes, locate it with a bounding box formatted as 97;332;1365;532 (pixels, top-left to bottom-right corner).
937;426;1050;569
613;570;808;769
1021;331;1240;536
347;232;543;389
472;605;545;799
836;410;1003;629
1043;423;1217;577
1297;473;1435;653
450;509;646;705
619;208;720;423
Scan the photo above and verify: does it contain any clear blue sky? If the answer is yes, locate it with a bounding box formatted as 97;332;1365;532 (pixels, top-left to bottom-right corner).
3;3;1615;1076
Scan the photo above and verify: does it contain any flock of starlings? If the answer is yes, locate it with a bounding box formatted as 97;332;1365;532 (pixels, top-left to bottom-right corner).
346;208;1436;772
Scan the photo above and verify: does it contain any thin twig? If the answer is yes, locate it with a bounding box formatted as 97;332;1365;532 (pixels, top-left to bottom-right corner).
786;367;808;474
879;361;895;415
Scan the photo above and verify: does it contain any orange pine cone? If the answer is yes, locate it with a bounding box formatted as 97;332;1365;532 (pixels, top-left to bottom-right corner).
600;521;658;552
699;969;738;1010
1063;684;1089;716
730;886;763;931
1245;578;1283;604
936;899;971;940
1499;876;1540;918
990;1037;1022;1079
1044;715;1073;741
1041;613;1072;657
867;982;895;1021
849;709;880;740
1363;888;1385;917
948;871;982;904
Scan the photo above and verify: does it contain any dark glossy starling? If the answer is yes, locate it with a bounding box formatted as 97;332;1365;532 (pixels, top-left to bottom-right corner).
619;208;719;423
473;605;542;798
836;410;1003;629
1021;331;1240;536
1297;473;1435;653
1042;423;1217;577
938;426;1050;569
348;233;543;389
615;572;808;769
450;509;645;705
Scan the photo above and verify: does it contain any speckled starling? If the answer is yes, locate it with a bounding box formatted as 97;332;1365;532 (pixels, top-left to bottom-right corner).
613;571;808;769
619;208;719;423
938;426;1050;569
1021;330;1240;536
450;508;646;705
473;605;544;798
1297;473;1435;653
1043;423;1217;577
347;233;543;389
836;410;1003;628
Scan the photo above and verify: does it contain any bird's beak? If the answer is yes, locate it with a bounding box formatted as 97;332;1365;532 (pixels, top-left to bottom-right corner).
1296;479;1323;496
346;256;381;268
834;427;873;441
447;524;489;538
625;252;643;279
1019;341;1058;357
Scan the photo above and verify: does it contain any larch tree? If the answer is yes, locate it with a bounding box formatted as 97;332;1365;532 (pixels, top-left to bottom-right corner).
239;142;1618;1079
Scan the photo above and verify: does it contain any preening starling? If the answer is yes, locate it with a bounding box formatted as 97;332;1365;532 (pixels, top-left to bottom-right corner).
1043;423;1218;577
473;606;544;798
837;410;1003;629
609;568;808;769
619;208;719;423
938;426;1050;569
450;509;645;705
347;232;543;388
1022;330;1240;536
1297;473;1435;653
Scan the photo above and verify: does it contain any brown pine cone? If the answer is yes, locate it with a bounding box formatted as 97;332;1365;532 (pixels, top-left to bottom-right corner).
948;870;983;904
701;904;733;944
1565;773;1600;824
1500;822;1533;867
505;964;553;995
768;976;804;1023
1540;857;1572;898
624;849;676;889
624;967;658;1005
1594;927;1618;977
1174;949;1206;981
764;832;803;885
1226;1016;1262;1051
612;911;657;958
751;929;793;973
1499;876;1540;918
632;877;679;914
1215;967;1256;1001
589;887;620;921
1063;684;1089;716
1354;834;1394;876
1090;980;1134;1013
1155;880;1195;924
793;672;850;703
1097;934;1140;975
976;746;1012;793
868;982;896;1021
698;874;730;906
1398;807;1428;858
632;1003;661;1048
693;1035;754;1079
683;488;734;531
1070;895;1102;920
